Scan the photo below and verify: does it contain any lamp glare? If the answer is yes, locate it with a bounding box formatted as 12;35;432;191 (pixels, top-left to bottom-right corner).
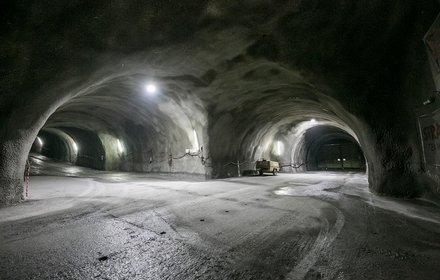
145;83;157;94
72;141;78;153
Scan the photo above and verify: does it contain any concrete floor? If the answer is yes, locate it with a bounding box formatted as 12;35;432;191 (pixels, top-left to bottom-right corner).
0;159;439;279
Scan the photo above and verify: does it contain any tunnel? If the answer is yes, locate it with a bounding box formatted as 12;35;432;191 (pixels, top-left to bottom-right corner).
304;125;366;171
2;0;438;202
1;1;440;279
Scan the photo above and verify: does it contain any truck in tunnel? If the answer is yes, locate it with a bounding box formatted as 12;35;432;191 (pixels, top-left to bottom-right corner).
256;159;280;175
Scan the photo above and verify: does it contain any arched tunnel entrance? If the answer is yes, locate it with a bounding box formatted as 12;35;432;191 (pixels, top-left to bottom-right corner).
24;72;209;180
31;129;77;164
304;126;366;171
32;127;106;170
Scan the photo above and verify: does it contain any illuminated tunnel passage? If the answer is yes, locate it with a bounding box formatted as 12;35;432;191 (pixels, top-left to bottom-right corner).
305;126;366;171
32;128;106;170
26;72;208;178
63;127;106;170
31;129;77;164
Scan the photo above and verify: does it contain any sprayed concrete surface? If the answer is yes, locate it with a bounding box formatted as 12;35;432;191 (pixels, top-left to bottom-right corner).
1;170;439;279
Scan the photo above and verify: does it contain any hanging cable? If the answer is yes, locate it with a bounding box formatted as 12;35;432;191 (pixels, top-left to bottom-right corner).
223;160;251;177
23;158;30;200
280;162;306;169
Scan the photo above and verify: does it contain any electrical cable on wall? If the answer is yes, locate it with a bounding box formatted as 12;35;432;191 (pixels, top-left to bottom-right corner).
23;158;30;200
224;160;251;177
122;147;207;167
280;162;306;169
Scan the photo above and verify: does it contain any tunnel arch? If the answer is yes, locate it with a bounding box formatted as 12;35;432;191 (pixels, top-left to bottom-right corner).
31;128;79;164
251;118;370;174
30;69;210;175
0;44;223;204
0;52;218;204
203;56;376;178
304;125;366;171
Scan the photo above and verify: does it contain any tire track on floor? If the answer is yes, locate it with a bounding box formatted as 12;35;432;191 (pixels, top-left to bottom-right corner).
286;206;345;280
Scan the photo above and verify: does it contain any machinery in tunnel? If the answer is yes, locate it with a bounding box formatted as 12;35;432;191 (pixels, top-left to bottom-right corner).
242;118;368;176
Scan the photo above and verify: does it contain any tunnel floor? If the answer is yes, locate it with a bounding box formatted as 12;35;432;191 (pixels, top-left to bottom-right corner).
1;163;439;279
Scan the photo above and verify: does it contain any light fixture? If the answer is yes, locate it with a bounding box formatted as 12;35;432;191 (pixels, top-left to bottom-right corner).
185;130;200;154
72;141;78;153
117;139;124;154
193;129;199;151
37;136;43;146
310;118;316;123
276;140;283;155
145;83;157;94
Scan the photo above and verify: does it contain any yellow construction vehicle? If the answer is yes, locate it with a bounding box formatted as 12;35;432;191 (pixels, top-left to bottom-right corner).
256;159;280;176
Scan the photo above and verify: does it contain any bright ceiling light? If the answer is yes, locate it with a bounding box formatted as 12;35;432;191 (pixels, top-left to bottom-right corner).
145;83;157;94
310;118;316;123
37;136;43;146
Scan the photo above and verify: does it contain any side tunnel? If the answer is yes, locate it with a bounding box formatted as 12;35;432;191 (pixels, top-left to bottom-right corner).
0;67;211;204
205;64;372;178
60;127;106;170
304;126;366;171
31;128;78;164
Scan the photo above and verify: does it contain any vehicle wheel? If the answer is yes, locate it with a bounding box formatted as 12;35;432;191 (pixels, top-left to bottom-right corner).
273;169;278;176
259;170;263;176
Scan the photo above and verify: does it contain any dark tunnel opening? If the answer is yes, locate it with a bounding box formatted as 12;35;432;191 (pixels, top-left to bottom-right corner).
31;132;62;161
62;127;106;170
305;126;366;171
31;127;106;171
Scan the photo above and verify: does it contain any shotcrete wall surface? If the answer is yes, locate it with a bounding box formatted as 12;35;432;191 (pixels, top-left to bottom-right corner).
1;1;440;204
